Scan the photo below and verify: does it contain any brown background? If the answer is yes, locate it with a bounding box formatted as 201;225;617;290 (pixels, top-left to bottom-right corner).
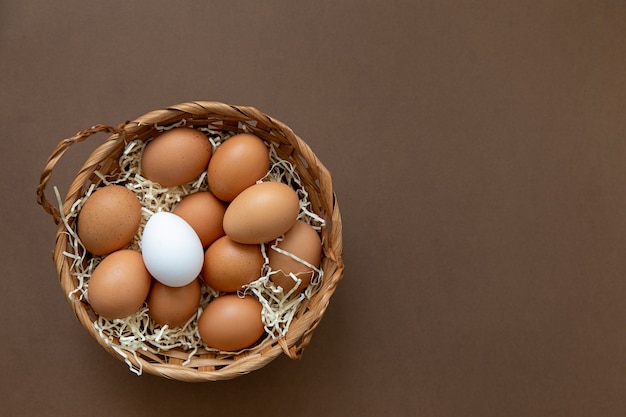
3;1;626;416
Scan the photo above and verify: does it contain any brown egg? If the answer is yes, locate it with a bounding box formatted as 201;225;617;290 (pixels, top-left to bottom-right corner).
269;220;322;293
201;236;263;292
198;294;265;352
207;133;270;202
147;278;201;327
172;191;226;248
223;181;300;244
87;250;151;320
77;185;142;256
141;127;212;187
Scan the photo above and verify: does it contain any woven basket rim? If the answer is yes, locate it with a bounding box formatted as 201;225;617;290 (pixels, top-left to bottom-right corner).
37;101;344;382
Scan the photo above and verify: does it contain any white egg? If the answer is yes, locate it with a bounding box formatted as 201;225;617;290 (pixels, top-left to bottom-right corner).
141;212;204;287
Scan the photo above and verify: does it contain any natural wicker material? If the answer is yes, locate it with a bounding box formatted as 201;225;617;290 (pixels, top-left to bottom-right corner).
36;101;344;382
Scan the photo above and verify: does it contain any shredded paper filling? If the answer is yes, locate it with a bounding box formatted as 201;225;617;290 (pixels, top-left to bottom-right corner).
57;123;325;375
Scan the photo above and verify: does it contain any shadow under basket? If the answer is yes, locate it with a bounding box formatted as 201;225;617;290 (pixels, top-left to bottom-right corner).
36;101;344;382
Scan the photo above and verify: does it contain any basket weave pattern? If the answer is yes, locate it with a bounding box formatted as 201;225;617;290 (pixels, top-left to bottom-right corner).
36;101;344;382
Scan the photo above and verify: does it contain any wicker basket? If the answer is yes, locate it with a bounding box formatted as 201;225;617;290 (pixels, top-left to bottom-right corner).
36;101;344;382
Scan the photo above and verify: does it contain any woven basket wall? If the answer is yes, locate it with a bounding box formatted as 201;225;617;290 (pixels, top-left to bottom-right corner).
36;101;344;382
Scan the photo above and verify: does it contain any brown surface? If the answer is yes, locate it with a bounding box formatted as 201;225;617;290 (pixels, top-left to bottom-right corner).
3;1;626;416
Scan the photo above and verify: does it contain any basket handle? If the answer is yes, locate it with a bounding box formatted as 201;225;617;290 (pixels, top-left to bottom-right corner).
36;124;122;224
